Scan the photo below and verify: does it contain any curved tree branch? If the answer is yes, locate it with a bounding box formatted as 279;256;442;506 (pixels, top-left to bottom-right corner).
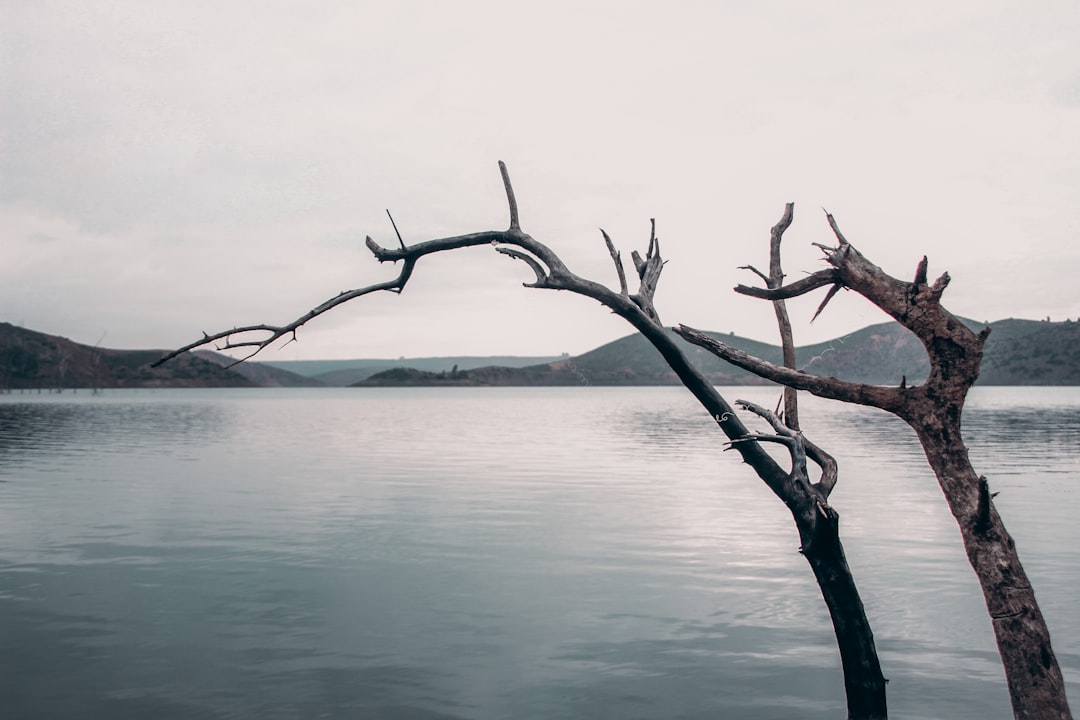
674;324;903;413
735;269;839;300
156;163;789;497
157;164;889;718
151;256;419;367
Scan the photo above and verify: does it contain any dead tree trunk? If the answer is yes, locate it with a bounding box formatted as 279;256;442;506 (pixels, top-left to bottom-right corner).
732;398;886;718
675;213;1071;720
740;204;884;715
156;163;886;719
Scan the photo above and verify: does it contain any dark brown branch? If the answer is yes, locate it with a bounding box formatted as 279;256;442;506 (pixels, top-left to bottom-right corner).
913;256;928;286
733;399;807;481
724;205;1070;719
730;396;879;717
735;269;839;300
155;225;554;368
733;398;835;497
769;204;794;282
810;283;844;323
737;398;789;435
735;399;836;497
152;259;418;367
803;436;838;497
495;247;549;287
727;433;796;450
731;219;986;418
158;164;889;718
767;203;798;429
387;210;406;250
601;229;629;296
160;164;798;501
674;324;902;413
499;160;520;230
627;219;665;321
824;209;850;245
740;205;842;497
739;264;770;284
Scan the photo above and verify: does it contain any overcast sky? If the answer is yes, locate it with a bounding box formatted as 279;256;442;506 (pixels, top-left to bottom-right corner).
2;1;1078;360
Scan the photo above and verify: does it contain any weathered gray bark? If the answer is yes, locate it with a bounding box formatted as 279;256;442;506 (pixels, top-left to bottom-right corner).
739;204;884;716
732;399;885;719
156;163;887;719
676;213;1071;720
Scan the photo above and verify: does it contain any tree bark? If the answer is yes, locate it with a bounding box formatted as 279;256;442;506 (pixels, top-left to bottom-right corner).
804;505;887;719
914;415;1069;720
740;204;885;716
675;211;1072;720
732;397;886;719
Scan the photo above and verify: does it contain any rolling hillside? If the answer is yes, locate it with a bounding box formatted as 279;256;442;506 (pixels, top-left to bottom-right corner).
2;318;1077;390
261;355;563;386
358;319;1080;387
0;323;313;390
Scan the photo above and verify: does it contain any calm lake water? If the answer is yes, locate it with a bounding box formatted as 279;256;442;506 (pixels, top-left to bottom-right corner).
0;386;1077;719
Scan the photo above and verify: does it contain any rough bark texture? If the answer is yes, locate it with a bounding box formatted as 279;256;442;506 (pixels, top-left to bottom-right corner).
803;503;886;719
676;212;1071;720
733;399;886;719
158;164;887;719
739;204;884;716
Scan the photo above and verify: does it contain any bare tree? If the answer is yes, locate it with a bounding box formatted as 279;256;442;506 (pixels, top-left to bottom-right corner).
675;215;1072;720
156;163;887;718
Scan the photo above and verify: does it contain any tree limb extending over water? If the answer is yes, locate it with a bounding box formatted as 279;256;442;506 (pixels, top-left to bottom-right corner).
676;212;1071;720
157;162;888;718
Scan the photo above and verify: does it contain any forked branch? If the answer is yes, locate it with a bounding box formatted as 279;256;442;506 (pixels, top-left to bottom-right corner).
689;204;1069;719
151;259;418;367
155;163;818;504
155;162;544;367
674;324;903;412
157;164;887;718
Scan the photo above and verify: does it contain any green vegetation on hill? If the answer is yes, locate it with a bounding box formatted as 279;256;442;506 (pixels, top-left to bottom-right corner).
3;317;1077;390
977;319;1080;385
355;363;595;387
792;318;1080;386
0;323;312;390
262;355;562;386
357;318;1080;388
194;351;326;387
562;330;782;385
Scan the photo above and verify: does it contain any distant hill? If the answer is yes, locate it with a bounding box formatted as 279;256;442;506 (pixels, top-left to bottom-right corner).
352;365;570;387
0;323;316;390
977;319;1080;385
357;318;1080;387
793;318;1080;386
193;351;326;388
2;317;1077;391
262;355;563;386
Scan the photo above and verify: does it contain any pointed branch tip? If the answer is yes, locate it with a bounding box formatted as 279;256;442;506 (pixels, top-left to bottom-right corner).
386;210;406;250
498;161;520;230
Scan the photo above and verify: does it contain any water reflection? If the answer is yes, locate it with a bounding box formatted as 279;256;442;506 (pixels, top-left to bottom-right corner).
0;396;229;472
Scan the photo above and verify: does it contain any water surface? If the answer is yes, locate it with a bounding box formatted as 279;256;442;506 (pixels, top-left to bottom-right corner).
1;386;1077;719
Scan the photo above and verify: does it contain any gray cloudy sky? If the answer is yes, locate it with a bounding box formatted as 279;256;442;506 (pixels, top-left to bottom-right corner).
2;1;1078;360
